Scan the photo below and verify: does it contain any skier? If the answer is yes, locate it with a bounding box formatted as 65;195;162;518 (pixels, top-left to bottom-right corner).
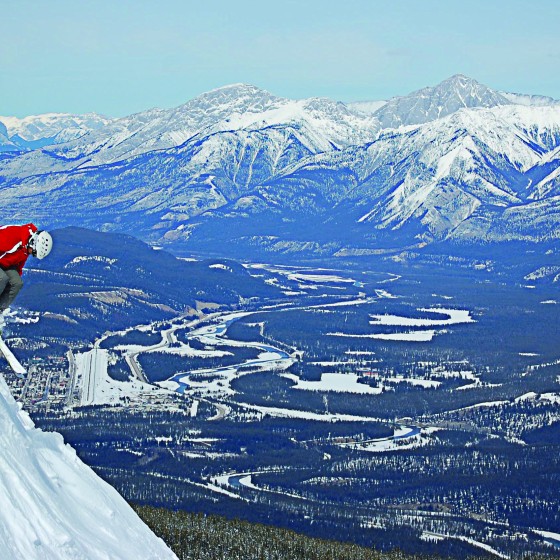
0;224;53;328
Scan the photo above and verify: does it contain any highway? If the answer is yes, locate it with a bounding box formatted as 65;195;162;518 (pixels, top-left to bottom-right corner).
125;352;149;383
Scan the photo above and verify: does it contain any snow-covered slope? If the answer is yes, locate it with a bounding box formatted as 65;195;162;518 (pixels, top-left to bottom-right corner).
271;104;560;242
0;374;177;559
373;74;511;128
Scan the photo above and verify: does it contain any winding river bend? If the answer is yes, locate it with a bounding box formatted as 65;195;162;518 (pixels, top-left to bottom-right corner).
166;311;294;395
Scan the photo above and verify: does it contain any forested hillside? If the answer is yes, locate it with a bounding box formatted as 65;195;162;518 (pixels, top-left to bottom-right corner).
133;505;555;560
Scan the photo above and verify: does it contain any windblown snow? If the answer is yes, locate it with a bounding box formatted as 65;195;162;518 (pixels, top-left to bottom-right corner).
0;374;177;560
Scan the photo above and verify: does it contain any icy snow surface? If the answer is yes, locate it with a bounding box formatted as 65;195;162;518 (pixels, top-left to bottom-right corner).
0;374;176;559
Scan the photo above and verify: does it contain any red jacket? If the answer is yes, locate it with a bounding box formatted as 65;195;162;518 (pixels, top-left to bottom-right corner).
0;223;38;275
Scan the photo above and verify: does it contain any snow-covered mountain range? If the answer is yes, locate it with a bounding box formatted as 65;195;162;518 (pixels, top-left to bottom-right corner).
0;374;176;559
1;75;559;257
0;113;112;151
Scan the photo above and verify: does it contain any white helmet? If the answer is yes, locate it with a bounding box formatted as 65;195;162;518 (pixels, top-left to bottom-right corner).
28;230;53;259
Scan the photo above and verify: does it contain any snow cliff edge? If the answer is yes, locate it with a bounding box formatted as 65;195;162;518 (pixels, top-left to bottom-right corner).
0;373;177;560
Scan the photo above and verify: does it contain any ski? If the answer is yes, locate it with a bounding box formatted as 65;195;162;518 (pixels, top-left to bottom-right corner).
0;335;26;377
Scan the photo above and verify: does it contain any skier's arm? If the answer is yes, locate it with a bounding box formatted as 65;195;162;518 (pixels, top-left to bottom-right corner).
17;223;38;274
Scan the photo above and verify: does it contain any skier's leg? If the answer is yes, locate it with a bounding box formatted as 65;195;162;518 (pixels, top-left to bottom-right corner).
0;269;23;310
0;269;10;311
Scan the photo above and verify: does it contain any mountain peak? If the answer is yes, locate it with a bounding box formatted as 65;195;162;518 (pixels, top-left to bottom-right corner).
441;73;477;85
175;83;282;121
192;83;279;106
206;83;270;95
438;73;491;93
435;74;509;103
374;74;511;128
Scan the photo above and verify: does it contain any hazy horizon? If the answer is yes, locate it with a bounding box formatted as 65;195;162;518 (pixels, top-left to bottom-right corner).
2;0;559;117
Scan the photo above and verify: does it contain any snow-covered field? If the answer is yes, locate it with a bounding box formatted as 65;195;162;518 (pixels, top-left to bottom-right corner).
282;372;383;394
328;307;475;342
369;308;474;327
534;530;560;545
74;348;170;407
329;330;438;341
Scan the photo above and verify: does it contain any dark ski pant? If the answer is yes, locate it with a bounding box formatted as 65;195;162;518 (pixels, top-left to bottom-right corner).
0;268;23;311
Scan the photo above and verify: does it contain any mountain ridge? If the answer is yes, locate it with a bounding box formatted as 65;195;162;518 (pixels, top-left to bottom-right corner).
1;75;559;258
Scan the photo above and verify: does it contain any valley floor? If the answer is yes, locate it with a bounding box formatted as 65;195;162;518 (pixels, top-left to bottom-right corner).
3;259;560;559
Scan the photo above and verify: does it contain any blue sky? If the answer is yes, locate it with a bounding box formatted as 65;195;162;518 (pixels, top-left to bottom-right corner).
2;0;559;117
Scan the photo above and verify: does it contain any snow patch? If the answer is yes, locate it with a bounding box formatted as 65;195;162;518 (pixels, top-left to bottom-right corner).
328;330;438;342
66;255;117;267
